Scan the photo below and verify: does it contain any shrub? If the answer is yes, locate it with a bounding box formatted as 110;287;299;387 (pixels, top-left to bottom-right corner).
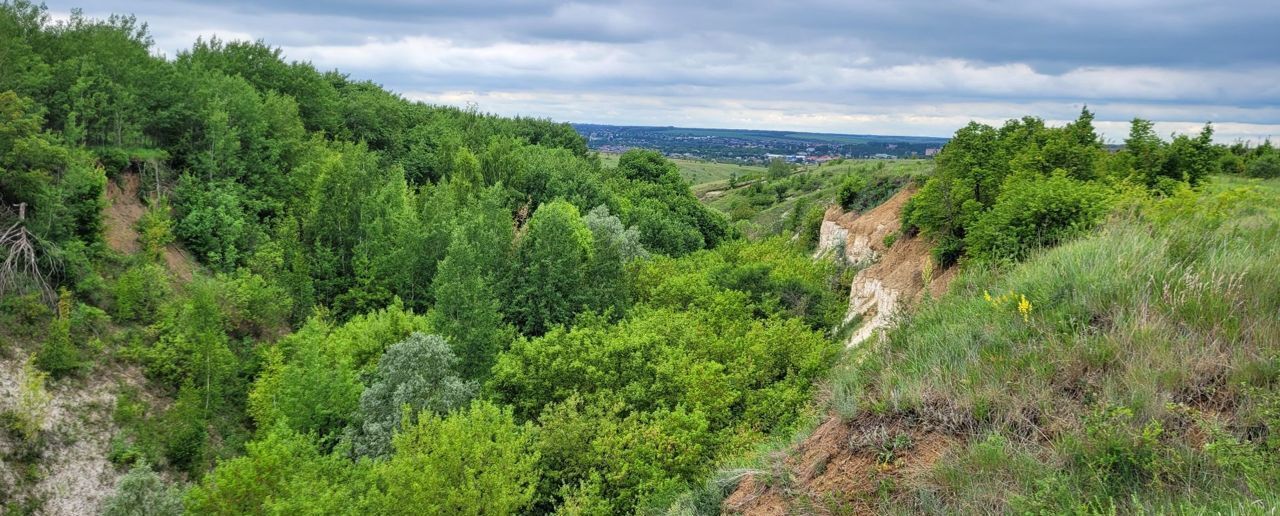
930;235;966;268
798;203;826;250
347;332;477;458
137;201;175;262
837;174;867;210
113;263;170;323
11;358;51;446
964;173;1111;262
101;462;183;516
1218;153;1246;175
95;147;132;174
36;293;82;378
1246;152;1280;178
110;387;164;468
0;292;52;342
882;231;898;249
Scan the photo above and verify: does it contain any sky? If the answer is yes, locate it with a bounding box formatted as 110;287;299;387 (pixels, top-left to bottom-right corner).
50;0;1280;142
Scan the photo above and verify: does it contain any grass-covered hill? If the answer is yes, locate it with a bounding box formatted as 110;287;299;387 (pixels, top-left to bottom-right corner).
715;116;1280;513
703;158;932;239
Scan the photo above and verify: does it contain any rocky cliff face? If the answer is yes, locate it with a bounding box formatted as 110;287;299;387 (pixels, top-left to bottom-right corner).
814;187;955;347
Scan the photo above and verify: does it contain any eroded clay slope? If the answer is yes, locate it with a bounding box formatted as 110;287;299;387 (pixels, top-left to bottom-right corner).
722;188;960;514
815;186;955;347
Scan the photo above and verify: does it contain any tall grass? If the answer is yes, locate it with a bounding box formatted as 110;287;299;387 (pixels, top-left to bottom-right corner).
828;178;1280;512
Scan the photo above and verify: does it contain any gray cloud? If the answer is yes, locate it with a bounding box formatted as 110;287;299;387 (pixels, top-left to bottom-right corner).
53;0;1280;141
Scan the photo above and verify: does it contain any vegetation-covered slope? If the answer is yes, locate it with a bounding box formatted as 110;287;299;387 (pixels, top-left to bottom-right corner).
725;177;1280;514
0;3;843;514
4;2;1280;515
718;111;1280;513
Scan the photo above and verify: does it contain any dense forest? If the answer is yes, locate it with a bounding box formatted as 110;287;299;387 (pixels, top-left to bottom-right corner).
0;2;844;513
2;1;1280;515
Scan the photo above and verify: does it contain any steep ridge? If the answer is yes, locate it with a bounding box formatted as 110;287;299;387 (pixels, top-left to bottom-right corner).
722;187;958;514
0;171;192;514
814;186;955;347
0;355;154;514
103;173;144;255
104;172;196;282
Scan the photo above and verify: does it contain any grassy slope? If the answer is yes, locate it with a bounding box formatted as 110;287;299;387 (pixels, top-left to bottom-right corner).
821;176;1280;513
705;159;933;238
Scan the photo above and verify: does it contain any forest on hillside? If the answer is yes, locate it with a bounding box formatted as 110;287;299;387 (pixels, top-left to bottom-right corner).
0;3;846;513
3;1;1280;515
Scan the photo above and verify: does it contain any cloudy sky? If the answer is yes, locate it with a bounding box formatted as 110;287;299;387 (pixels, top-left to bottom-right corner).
52;0;1280;142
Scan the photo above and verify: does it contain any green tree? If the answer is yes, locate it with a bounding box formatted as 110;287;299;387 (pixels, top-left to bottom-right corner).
102;463;183;516
582;205;645;317
767;157;791;179
173;176;260;272
0;1;52;98
1122;118;1166;187
248;302;431;443
184;423;368;514
427;188;515;378
347;332;477;458
372;401;540;515
1162;123;1216;186
506;200;593;335
36;289;82;378
617;149;681;183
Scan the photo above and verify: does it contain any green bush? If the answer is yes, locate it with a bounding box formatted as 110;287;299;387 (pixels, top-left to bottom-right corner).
112;263;170;323
964;173;1111;262
102;462;183;516
882;231;898;249
95;147;132;174
1246;152;1280;178
1218;153;1245;175
799;203;826;250
0;292;53;342
36;290;85;379
137;201;175;262
837;173;867;210
36;316;80;378
110;387;164;468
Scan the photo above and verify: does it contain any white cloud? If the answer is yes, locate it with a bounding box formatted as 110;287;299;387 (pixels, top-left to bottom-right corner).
404;89;1280;143
41;0;1280;141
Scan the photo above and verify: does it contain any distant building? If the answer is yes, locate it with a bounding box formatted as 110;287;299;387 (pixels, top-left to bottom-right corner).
924;148;941;157
871;153;894;159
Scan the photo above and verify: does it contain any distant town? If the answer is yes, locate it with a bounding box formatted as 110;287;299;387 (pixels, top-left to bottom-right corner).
573;123;948;164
